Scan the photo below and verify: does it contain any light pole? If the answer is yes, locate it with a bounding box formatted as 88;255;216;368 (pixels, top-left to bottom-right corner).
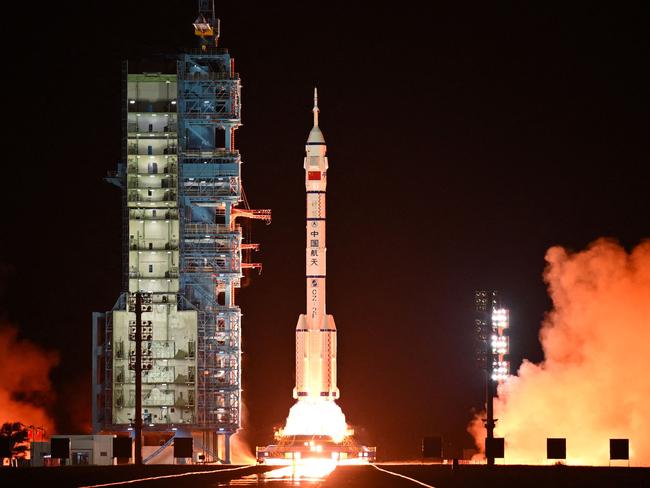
475;290;510;465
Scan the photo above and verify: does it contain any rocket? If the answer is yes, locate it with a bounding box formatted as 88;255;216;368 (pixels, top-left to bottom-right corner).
293;88;339;401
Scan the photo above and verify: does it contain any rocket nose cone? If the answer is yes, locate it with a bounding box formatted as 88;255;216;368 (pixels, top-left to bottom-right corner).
307;126;325;144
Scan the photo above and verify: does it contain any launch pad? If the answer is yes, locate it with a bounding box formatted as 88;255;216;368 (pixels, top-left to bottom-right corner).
256;435;376;465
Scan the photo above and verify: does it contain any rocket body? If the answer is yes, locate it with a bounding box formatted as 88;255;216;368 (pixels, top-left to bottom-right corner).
293;90;339;401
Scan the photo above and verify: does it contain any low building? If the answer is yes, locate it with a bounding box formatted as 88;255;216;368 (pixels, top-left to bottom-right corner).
31;435;114;466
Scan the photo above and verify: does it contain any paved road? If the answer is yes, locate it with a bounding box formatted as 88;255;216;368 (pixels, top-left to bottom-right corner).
11;463;643;487
214;464;650;488
214;465;434;487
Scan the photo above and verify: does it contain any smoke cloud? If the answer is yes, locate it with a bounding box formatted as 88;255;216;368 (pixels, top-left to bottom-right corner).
469;239;650;465
0;325;59;434
230;401;256;464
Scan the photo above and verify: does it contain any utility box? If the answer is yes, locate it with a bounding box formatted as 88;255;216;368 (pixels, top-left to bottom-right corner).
35;435;114;466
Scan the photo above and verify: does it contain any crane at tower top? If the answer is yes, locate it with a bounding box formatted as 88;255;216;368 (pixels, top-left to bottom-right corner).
193;0;220;48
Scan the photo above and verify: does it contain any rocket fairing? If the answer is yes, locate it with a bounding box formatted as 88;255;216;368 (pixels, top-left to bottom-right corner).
293;89;339;401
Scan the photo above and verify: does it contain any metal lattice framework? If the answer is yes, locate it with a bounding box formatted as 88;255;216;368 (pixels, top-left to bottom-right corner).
94;9;270;462
177;50;244;437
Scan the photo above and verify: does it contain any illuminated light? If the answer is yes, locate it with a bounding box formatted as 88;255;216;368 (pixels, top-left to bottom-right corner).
280;399;348;443
171;101;177;105
129;100;135;104
262;458;336;479
492;308;509;328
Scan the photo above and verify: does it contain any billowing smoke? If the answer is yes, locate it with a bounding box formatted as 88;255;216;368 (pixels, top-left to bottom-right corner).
469;239;650;465
229;401;256;464
0;325;59;434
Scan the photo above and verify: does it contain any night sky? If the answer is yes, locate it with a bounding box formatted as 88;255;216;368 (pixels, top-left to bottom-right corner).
2;3;648;460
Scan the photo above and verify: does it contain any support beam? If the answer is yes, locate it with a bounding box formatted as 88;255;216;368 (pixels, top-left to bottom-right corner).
134;292;143;465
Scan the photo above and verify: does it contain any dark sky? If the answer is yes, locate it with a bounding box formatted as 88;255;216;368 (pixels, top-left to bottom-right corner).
2;2;648;460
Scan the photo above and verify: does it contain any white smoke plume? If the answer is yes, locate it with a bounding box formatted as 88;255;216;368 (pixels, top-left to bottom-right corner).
469;239;650;465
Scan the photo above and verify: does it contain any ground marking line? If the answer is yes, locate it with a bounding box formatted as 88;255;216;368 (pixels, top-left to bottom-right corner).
78;464;256;488
371;463;436;488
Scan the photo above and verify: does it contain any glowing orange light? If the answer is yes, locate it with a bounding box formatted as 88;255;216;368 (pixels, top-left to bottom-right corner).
279;399;349;443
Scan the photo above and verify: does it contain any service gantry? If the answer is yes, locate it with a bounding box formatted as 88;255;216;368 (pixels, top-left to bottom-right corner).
93;1;270;463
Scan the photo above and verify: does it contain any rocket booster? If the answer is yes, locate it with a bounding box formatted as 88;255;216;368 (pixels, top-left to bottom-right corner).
293;89;339;401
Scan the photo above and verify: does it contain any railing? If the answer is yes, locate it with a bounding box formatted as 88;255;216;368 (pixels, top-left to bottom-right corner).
180;149;239;159
127;179;177;190
184;47;230;55
143;436;175;464
127;101;177;113
128;271;179;279
183;223;240;235
129;242;179;250
127;193;177;203
181;168;239;178
180;111;239;120
181;266;238;275
180;72;237;81
127;145;178;155
127;165;178;175
128;126;178;139
129;211;179;220
181;186;238;197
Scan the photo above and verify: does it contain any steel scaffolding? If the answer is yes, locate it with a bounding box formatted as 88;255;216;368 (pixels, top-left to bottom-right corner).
93;4;270;464
177;48;270;459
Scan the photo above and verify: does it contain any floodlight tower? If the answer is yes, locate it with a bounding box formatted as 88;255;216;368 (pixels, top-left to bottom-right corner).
474;290;510;465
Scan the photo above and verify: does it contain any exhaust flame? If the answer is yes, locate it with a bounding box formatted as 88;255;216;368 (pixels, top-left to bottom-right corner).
279;399;349;443
0;325;59;433
263;458;338;479
469;239;650;465
229;432;256;464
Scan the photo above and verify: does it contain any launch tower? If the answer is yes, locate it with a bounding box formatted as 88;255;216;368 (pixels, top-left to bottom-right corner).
92;2;270;463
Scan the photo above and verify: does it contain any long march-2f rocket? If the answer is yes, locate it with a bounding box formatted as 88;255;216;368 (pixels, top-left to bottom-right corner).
293;89;339;402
